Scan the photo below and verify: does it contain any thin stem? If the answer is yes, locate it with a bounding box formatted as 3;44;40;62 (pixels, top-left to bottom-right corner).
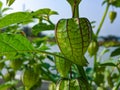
69;67;72;79
38;50;69;60
116;66;120;74
77;66;87;80
94;4;110;72
96;3;110;37
72;3;79;18
0;50;68;61
115;77;120;90
93;53;97;71
67;0;81;18
77;65;91;90
77;65;90;87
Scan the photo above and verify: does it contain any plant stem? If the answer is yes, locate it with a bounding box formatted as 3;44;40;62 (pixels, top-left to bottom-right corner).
96;3;110;37
77;66;87;79
71;2;79;18
94;3;110;73
77;65;91;90
117;66;120;74
67;0;81;18
38;50;69;60
93;53;97;71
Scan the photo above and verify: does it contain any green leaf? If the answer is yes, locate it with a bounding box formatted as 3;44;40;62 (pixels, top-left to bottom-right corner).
0;1;3;9
42;62;51;69
102;0;107;6
102;0;120;7
32;23;55;35
100;62;116;67
111;47;120;57
0;12;32;28
6;0;15;6
39;43;50;50
47;55;54;62
0;33;34;56
0;80;18;90
49;10;58;15
100;48;109;56
111;0;120;8
2;8;12;13
55;53;72;78
32;8;58;16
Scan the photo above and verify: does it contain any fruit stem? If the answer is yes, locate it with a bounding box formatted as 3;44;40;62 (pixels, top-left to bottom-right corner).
67;0;81;18
93;53;97;71
96;3;110;37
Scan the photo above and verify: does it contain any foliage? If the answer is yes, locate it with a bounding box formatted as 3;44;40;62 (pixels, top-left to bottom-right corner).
0;0;119;90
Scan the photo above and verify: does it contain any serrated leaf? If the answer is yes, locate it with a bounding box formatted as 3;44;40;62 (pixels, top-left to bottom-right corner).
0;12;32;28
32;23;55;35
111;47;120;57
32;8;58;16
0;34;34;55
55;53;72;78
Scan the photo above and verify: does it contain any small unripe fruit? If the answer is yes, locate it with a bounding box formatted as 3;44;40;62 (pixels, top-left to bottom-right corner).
21;67;39;90
109;11;117;23
88;40;98;57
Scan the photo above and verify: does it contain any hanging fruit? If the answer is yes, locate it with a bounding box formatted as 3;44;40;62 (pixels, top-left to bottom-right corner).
55;0;92;66
21;67;39;90
88;40;98;57
109;11;117;23
56;78;89;90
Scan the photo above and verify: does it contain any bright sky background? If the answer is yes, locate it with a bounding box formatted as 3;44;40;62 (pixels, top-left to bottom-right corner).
1;0;120;36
